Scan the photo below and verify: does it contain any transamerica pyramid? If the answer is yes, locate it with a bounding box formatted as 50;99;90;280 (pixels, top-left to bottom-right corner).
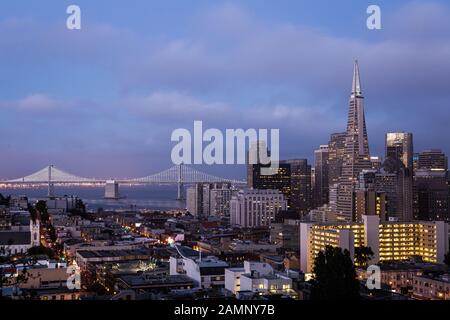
337;61;372;221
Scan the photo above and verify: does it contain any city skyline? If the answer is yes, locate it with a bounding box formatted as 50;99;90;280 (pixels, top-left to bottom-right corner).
1;1;450;179
2;1;450;306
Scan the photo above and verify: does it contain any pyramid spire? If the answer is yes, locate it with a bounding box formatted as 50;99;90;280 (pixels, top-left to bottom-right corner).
337;60;371;221
351;60;362;97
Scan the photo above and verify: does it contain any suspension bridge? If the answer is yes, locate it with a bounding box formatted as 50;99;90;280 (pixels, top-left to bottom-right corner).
0;165;246;200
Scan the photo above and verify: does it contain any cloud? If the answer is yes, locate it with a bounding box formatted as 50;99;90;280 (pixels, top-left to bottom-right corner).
125;1;450;102
0;94;61;111
1;1;450;178
124;91;230;121
15;94;60;111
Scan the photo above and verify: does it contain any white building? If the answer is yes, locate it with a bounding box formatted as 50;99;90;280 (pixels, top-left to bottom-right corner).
230;189;287;228
0;211;40;256
225;261;292;295
170;255;229;289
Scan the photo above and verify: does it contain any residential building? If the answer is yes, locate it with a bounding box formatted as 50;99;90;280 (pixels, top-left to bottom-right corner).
299;215;449;273
230;189;287;228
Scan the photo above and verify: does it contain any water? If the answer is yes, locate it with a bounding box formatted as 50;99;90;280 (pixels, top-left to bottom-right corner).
0;185;186;211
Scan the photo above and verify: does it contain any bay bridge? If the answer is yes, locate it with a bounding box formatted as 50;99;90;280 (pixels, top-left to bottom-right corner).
0;165;246;200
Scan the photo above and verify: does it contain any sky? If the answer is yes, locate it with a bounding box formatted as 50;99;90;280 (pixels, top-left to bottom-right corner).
0;0;450;180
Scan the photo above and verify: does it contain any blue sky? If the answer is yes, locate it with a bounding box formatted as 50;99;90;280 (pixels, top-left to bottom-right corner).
1;0;450;179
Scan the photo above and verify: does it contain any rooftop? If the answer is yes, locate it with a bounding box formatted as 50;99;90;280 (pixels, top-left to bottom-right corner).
0;231;31;245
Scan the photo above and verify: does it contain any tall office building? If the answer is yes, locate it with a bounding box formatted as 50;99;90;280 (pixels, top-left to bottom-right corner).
284;159;312;216
248;162;291;205
386;132;414;169
328;132;346;186
314;145;329;208
418;149;448;171
337;61;372;221
187;183;233;219
355;170;387;221
249;156;312;214
370;156;382;171
375;158;414;222
354;190;386;222
247;141;270;188
414;169;449;222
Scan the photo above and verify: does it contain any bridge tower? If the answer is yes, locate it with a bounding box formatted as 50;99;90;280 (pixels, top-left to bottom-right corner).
48;165;55;198
177;164;184;200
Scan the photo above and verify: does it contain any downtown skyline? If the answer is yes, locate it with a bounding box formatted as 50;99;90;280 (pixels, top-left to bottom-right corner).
1;0;450;180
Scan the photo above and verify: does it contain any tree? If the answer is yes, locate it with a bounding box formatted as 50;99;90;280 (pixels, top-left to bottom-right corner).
444;251;450;268
311;245;360;300
87;281;108;296
354;246;374;268
27;246;56;259
35;200;49;222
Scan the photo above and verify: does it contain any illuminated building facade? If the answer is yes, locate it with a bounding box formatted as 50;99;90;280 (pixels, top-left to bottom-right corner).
328;132;346;186
299;215;449;273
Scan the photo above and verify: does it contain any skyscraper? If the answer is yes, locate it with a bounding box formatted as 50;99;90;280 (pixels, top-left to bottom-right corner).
314;145;329;208
418;149;448;171
328;132;346;186
187;183;235;219
284;159;312;216
386;132;414;169
414;169;449;222
248;162;291;205
337;61;372;221
376;158;414;222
